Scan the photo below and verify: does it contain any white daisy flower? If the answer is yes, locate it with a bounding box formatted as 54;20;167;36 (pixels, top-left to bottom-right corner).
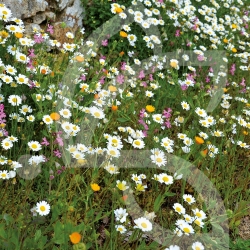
8;95;22;106
115;225;127;234
134;217;152;232
28;141;42;152
1;138;13;150
183;194;196;204
173;203;185;215
43;115;53;125
36;201;50;216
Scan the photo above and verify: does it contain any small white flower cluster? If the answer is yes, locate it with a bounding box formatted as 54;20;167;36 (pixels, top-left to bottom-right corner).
172;194;207;238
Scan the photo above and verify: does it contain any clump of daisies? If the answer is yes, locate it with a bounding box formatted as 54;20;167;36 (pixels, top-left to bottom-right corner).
172;194;207;237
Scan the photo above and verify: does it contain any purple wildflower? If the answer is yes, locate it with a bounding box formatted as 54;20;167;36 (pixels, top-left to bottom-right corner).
116;74;124;84
175;29;181;37
41;137;50;146
120;62;126;70
34;34;44;44
101;39;108;46
138;70;145;80
28;49;36;58
47;24;54;35
230;64;236;75
54;149;62;158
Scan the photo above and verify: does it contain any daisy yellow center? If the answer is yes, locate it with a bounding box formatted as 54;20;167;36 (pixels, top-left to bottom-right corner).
141;222;147;228
196;212;202;218
134;141;140;146
1;173;6;177
195;247;201;250
186;197;191;202
63;111;68;115
94;112;100;118
40;206;46;211
31;144;37;149
23;108;28;112
170;61;178;68
183;227;190;233
3;11;8;15
45;118;51;122
176;207;181;212
195;219;200;226
19;78;24;82
10;27;15;31
110;150;116;156
12;98;17;103
163;176;169;182
156;158;162;163
20;55;25;61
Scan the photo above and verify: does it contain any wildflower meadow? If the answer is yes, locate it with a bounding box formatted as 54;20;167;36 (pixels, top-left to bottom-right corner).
0;0;249;249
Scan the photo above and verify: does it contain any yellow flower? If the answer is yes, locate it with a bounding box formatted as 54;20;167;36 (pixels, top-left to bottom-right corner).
120;31;128;38
69;232;81;244
111;105;118;111
15;32;23;38
50;112;60;121
0;30;9;38
136;183;146;192
108;85;117;92
200;149;208;157
231;24;237;29
195;136;204;145
75;55;84;62
146;105;155;113
232;48;237;53
115;7;123;14
223;38;228;43
91;183;100;191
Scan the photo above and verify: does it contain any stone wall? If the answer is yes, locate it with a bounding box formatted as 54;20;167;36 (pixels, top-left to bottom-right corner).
2;0;84;36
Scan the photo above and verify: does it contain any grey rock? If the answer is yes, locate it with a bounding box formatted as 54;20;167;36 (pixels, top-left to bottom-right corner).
2;0;84;35
33;12;46;24
55;0;74;11
3;0;48;19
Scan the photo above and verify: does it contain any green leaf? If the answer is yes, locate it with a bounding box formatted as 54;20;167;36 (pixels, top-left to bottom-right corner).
3;214;14;225
154;194;165;213
231;187;243;194
164;192;176;197
117;117;129;123
0;223;7;239
34;229;41;241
